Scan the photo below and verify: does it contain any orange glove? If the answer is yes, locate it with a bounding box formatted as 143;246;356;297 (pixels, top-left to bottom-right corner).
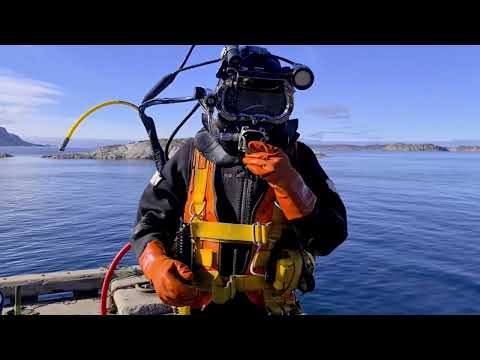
139;240;199;307
242;141;317;220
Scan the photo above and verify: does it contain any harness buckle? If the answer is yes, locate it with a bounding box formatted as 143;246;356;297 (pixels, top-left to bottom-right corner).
252;221;272;247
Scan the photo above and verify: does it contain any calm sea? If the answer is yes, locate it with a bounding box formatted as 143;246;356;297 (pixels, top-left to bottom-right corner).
1;146;479;314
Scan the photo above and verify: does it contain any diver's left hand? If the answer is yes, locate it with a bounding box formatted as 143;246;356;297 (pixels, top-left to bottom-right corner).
242;141;317;220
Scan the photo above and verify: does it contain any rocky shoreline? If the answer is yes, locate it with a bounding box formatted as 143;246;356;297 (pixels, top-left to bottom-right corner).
42;140;480;161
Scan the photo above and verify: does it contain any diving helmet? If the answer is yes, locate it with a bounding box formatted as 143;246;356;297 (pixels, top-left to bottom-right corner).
199;45;314;153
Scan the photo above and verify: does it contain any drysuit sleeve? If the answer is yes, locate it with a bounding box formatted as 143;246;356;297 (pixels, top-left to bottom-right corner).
129;139;194;259
290;142;348;256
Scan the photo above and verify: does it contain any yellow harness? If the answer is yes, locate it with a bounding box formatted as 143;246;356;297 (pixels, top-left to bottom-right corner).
182;149;304;315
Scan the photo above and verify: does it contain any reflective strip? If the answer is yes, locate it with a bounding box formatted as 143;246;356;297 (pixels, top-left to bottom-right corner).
149;171;162;187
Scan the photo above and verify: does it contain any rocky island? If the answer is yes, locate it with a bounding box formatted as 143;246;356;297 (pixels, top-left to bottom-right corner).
43;139;190;160
381;143;448;151
0;153;14;159
311;143;480;152
448;146;480;152
312;143;450;152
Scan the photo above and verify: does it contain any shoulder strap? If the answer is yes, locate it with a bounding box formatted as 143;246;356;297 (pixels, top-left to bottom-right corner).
185;148;218;222
191;149;209;221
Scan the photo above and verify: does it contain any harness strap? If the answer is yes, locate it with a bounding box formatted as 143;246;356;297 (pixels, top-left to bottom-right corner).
191;149;209;221
269;203;285;243
195;271;267;304
190;221;271;246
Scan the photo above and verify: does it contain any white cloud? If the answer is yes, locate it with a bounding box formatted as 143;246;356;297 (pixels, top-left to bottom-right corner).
0;70;63;127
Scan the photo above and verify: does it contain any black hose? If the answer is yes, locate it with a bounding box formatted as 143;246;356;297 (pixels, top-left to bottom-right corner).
175;58;222;74
138;96;199;170
141;59;221;103
165;103;200;161
179;45;195;69
138;111;166;173
273;55;295;65
139;97;197;112
139;47;221;172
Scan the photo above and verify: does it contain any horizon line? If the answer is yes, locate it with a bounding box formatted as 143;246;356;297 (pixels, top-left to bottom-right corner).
23;135;480;144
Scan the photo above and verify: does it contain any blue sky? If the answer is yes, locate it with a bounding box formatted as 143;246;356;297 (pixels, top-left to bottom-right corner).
0;45;479;145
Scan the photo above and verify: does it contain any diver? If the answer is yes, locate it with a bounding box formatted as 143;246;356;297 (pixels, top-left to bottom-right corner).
129;45;348;315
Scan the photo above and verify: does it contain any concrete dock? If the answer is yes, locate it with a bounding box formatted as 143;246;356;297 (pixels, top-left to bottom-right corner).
0;266;173;315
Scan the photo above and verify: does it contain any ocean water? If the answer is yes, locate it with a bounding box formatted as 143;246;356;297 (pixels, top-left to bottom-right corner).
1;146;479;314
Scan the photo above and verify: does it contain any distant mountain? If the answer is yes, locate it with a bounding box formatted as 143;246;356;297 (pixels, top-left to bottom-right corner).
0;127;42;146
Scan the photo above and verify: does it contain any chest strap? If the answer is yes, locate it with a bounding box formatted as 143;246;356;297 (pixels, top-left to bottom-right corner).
190;221;272;247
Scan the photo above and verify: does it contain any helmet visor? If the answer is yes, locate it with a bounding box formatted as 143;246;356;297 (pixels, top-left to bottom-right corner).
223;86;287;119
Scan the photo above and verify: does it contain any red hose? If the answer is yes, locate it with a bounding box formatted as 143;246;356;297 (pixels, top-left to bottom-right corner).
100;242;132;315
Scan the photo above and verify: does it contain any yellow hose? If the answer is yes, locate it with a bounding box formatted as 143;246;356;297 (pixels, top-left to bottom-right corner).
59;100;139;151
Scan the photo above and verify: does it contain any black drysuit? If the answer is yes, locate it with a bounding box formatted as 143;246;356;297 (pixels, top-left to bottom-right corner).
129;135;348;313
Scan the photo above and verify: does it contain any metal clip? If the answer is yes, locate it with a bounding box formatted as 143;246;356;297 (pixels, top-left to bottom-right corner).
252;222;259;247
189;201;206;222
250;222;271;278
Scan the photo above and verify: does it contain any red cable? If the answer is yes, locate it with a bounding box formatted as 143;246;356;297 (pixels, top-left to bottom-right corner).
100;242;132;315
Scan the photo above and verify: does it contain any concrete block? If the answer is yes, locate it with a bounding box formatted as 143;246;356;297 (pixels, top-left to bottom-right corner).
113;288;173;315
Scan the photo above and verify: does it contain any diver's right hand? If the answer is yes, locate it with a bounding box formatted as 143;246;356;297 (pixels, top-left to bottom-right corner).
139;240;199;307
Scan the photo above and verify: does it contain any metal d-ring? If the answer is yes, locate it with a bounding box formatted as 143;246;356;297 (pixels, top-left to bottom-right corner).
250;222;266;277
